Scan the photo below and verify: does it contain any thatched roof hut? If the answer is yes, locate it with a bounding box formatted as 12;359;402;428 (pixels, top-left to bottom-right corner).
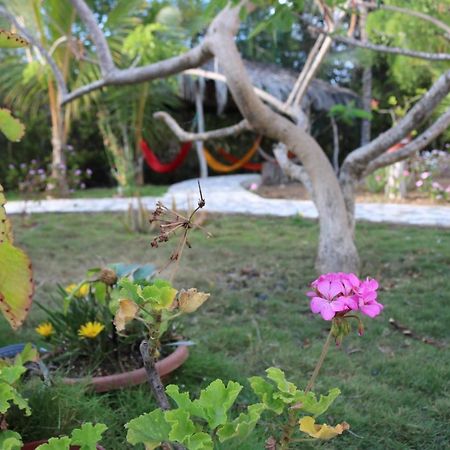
180;60;359;116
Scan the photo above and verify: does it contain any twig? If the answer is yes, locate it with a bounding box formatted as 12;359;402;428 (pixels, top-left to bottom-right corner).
389;318;446;349
140;340;171;409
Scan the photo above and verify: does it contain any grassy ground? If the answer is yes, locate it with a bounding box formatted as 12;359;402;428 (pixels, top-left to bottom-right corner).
3;213;450;449
5;184;168;201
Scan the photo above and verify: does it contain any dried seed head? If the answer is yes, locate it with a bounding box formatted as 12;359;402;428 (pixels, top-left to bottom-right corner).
99;268;118;286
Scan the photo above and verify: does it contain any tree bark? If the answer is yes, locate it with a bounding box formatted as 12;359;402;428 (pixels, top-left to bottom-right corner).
207;6;360;273
47;80;68;196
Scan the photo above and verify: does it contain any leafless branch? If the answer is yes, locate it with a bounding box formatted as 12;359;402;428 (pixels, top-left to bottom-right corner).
359;1;450;39
69;0;115;75
300;17;450;61
183;68;297;120
363;108;450;176
62;45;213;104
341;69;450;177
154;111;250;141
0;6;68;96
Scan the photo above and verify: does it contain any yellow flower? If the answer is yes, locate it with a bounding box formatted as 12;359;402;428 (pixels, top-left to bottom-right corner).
78;321;105;339
65;283;90;298
299;416;349;440
36;322;54;338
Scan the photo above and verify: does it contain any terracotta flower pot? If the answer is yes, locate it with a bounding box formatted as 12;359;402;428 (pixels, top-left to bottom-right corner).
22;441;104;450
62;345;189;393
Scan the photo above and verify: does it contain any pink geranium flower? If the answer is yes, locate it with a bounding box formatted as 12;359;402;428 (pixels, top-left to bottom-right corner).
307;273;383;321
355;278;384;318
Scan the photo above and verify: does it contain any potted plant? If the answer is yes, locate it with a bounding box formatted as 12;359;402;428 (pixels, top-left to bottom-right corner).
34;264;194;392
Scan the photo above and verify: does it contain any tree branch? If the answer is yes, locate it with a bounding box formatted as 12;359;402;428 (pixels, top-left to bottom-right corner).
69;0;115;75
363;108;450;176
273;144;313;195
300;17;450;61
62;0;213;104
62;44;213;105
183;68;297;120
154;112;250;141
0;6;68;96
341;69;450;177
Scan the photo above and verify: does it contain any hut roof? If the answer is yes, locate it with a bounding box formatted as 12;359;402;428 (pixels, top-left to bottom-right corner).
180;59;359;115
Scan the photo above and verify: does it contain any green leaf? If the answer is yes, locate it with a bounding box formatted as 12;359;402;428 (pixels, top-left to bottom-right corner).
0;241;34;329
266;367;298;398
165;409;196;443
93;282;107;304
0;365;26;385
15;343;38;365
248;376;285;414
193;379;243;429
35;436;71;450
0;380;30;416
125;409;171;449
217;403;266;442
166;384;204;418
0;109;25;142
185;432;214;450
0;430;23;450
70;423;107;450
295;387;341;417
0;30;28;48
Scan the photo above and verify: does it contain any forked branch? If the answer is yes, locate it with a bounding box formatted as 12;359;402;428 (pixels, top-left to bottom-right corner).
363;109;450;176
154;112;251;142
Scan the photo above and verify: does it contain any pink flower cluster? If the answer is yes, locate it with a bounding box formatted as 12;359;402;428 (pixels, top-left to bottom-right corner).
307;273;383;321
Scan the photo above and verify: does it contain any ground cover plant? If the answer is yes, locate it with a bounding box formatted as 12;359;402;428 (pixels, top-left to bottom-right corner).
1;212;449;448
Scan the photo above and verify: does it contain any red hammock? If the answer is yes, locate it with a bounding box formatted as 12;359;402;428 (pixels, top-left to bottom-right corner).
140;139;192;173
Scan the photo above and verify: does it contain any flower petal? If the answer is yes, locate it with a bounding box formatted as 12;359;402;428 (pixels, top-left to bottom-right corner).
310;297;327;314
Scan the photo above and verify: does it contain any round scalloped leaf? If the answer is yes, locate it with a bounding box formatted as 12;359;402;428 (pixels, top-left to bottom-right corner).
0;30;28;48
0;242;34;329
0;109;25;142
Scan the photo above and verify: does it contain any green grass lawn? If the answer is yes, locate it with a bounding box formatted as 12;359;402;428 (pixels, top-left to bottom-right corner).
5;184;168;201
3;213;450;449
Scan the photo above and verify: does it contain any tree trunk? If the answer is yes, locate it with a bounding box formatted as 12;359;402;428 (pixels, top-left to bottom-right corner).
207;8;360;273
48;80;68;196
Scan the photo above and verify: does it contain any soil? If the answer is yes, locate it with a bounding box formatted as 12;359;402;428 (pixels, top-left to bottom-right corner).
255;181;450;206
46;340;179;378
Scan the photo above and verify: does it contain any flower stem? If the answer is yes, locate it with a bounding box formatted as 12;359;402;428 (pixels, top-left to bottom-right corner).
278;328;333;449
305;328;333;393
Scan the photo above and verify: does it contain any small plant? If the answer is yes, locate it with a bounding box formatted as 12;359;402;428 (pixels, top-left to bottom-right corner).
122;271;383;449
5;159;93;199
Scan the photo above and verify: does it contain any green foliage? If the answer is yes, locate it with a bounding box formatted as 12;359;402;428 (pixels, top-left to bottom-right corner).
329;102;372;125
36;437;71;450
0;109;25;142
126;369;341;448
126;409;171;449
0;350;30;416
367;0;450;93
250;367;341;417
0;430;23;450
29;422;107;450
70;423;108;450
216;403;266;443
